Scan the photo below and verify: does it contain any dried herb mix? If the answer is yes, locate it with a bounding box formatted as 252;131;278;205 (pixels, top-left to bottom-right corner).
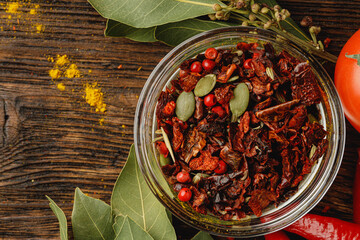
155;42;328;220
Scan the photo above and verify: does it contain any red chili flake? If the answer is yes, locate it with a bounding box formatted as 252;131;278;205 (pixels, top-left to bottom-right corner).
117;64;122;69
321;205;331;213
323;38;331;48
163;101;176;117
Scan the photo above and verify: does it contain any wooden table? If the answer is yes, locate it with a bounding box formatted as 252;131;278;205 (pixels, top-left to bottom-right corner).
0;0;359;239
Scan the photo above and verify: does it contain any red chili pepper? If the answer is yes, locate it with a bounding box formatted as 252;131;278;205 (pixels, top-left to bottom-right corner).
354;148;360;224
265;230;290;240
285;214;360;240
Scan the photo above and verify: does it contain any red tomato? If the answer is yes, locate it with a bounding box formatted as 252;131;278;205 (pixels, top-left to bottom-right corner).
243;59;253;69
204;94;217;107
202;59;216;71
205;47;218;59
178;188;192;202
176;171;191;183
190;61;202;73
335;29;360;133
214;160;227;174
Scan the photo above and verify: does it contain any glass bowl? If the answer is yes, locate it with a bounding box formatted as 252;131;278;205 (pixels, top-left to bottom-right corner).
134;26;345;238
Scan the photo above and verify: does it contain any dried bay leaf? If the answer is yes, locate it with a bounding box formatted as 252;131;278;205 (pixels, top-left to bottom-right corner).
113;215;154;240
105;19;157;42
191;231;214;240
72;188;115;240
46;196;68;240
156;19;237;46
111;145;176;240
87;0;224;29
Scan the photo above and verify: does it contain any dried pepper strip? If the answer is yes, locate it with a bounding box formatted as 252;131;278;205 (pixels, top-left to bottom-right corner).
155;42;328;220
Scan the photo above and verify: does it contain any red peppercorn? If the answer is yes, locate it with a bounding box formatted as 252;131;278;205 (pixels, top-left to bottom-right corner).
157;142;169;157
243;59;253;69
190;61;202;73
178;188;192;202
202;59;216;71
214;160;227;174
212;106;226;118
205;47;218;59
176;171;191;183
204;94;217;107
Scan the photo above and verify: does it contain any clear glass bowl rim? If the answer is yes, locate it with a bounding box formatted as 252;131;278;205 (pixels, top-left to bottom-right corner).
134;26;346;238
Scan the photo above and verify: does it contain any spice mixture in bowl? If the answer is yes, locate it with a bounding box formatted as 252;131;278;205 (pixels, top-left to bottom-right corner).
134;27;345;237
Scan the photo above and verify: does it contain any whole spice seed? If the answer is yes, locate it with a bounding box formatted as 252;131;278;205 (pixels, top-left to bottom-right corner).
229;82;250;122
175;91;195;121
194;74;217;97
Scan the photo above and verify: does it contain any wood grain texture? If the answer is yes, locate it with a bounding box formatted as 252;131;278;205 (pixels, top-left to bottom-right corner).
0;0;360;239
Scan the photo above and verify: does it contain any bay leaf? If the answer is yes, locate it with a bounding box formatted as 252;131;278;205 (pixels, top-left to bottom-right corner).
111;145;176;240
156;19;237;46
257;0;310;41
72;188;115;240
87;0;224;29
113;215;154;240
105;19;157;42
46;196;68;240
191;231;214;240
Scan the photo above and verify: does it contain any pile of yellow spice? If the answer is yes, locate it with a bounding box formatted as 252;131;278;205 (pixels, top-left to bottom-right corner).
48;55;107;125
2;1;45;34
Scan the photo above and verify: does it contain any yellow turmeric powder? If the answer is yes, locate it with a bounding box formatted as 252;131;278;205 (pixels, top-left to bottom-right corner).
6;2;21;14
55;55;70;67
49;69;61;79
35;23;44;33
65;64;81;78
29;4;40;15
83;83;107;113
57;83;66;91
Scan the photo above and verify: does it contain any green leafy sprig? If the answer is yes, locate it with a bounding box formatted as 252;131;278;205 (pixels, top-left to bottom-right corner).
88;0;337;63
47;145;214;240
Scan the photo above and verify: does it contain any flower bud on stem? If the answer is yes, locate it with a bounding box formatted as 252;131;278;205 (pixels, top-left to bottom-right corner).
213;3;222;11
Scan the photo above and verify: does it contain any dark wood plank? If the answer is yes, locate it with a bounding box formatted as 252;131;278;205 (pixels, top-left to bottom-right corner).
0;0;360;239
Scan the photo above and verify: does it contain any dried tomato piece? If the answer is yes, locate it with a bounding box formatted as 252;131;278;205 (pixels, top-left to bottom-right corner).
214;85;234;105
179;74;200;92
291;62;321;105
189;150;219;171
181;127;207;163
163;101;176;117
248;189;276;217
